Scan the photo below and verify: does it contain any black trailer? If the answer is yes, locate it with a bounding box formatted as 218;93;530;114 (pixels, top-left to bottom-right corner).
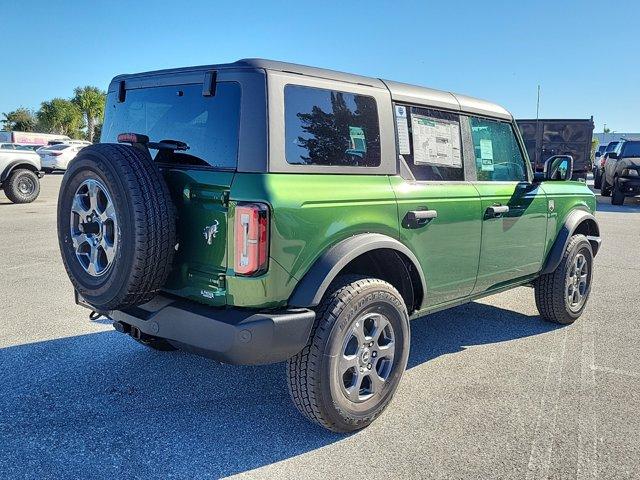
517;118;594;180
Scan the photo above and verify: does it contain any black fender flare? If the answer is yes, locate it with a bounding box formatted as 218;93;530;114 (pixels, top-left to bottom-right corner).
288;233;427;309
1;160;40;183
540;209;601;275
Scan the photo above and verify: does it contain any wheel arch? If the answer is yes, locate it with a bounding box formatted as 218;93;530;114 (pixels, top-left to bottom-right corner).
1;160;40;183
540;209;601;275
288;233;426;314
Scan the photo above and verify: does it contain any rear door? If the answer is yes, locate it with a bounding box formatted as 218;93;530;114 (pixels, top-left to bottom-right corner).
468;116;548;292
101;76;244;306
391;105;482;307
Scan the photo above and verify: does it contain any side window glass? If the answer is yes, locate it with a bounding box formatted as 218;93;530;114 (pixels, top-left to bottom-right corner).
285;85;381;167
470;117;527;182
395;105;464;181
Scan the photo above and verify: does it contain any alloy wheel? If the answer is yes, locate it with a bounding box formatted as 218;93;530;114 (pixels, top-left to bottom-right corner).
338;312;396;402
69;178;118;277
566;252;589;312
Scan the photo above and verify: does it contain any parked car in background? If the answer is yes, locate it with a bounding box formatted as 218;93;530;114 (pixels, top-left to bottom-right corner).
0;143;43;203
594;141;620;189
47;139;92;147
517;118;594;181
39;143;87;172
593;144;606;172
601;140;640;205
0;143;42;151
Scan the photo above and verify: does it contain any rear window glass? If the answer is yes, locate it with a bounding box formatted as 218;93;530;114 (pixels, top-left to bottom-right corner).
102;82;240;169
285;85;381;167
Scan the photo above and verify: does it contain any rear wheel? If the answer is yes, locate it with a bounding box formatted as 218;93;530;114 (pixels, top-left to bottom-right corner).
287;276;410;432
611;178;625;205
601;176;611;196
593;169;602;189
534;234;593;324
3;169;40;203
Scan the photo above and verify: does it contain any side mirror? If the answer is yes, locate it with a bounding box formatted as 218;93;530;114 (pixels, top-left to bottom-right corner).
543;155;573;181
595;151;601;158
608;152;619;160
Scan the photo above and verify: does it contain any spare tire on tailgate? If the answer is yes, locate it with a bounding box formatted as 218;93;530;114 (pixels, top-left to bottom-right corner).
57;143;176;311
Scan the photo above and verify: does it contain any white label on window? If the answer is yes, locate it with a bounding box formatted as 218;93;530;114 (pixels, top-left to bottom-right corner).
479;139;494;171
395;105;411;155
411;114;462;167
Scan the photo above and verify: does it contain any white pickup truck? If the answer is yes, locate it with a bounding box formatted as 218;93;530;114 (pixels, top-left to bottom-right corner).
0;144;44;203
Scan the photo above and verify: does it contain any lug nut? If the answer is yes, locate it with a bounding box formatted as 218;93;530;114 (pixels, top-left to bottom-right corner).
372;351;377;357
369;342;374;347
367;364;372;369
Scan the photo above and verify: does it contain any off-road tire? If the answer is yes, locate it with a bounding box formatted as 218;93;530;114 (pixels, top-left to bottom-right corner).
600;176;611;196
611;178;625;205
287;275;410;432
534;234;593;324
3;169;40;203
57;144;176;311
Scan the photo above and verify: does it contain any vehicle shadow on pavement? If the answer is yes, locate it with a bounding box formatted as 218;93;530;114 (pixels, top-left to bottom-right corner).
407;301;560;369
0;302;558;479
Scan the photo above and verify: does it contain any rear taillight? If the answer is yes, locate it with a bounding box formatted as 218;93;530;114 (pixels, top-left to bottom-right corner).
600;157;607;168
234;203;269;276
50;152;63;157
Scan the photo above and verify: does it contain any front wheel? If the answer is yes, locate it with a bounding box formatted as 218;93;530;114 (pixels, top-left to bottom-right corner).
287;276;410;432
534;234;593;324
3;169;41;203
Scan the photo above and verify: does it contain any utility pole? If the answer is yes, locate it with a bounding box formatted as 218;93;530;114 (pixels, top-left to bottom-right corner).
536;85;540;121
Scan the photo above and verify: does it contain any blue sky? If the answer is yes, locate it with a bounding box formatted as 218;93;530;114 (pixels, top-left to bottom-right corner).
2;0;638;132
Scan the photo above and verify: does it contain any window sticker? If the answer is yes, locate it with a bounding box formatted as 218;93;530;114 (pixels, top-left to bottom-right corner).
346;126;366;158
410;114;461;168
479;138;494;171
395;105;411;155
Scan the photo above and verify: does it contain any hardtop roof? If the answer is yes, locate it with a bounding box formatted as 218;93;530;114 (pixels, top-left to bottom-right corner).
110;58;512;121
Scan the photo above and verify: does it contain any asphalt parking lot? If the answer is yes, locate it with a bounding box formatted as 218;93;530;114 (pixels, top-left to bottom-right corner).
1;174;639;479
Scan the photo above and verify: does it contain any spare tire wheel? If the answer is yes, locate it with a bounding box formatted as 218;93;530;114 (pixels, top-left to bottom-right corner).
57;143;176;311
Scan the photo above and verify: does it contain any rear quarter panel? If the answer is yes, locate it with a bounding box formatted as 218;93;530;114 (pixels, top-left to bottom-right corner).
228;173;399;308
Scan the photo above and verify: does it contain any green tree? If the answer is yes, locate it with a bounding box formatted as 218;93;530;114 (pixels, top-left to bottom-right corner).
603;126;611;133
37;98;84;137
1;108;37;131
72;86;106;142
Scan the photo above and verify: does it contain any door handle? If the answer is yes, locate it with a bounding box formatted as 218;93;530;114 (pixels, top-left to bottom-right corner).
485;205;509;218
405;209;438;228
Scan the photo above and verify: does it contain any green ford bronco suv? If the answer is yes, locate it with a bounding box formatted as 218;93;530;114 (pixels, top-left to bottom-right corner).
57;59;601;432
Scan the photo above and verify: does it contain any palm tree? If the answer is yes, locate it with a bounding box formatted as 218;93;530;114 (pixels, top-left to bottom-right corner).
37;98;84;137
2;108;37;131
73;86;106;142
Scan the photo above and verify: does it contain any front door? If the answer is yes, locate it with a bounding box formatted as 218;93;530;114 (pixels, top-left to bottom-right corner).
391;105;482;307
468;116;548;292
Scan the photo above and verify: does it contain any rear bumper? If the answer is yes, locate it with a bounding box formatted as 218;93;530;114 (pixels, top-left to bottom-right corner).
618;177;640;195
83;293;315;365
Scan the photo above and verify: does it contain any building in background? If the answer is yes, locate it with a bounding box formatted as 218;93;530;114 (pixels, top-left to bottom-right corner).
594;132;640;145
